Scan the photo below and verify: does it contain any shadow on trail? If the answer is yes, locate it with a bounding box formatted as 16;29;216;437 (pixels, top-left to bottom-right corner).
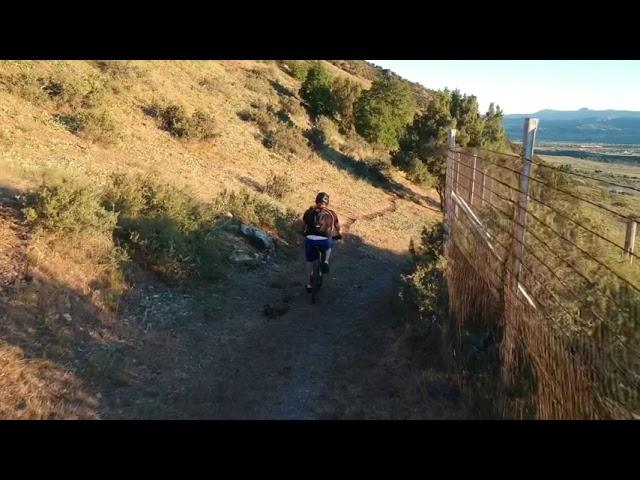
155;228;427;419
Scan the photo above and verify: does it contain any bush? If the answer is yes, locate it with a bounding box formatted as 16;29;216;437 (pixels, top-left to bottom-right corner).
305;116;338;150
239;101;291;131
305;125;326;149
341;131;371;159
392;150;434;188
23;180;117;234
330;77;362;133
264;126;308;158
148;102;218;140
402;221;447;319
300;62;334;116
157;104;191;137
45;73;109;110
55;108;119;144
93;60;141;81
354;77;416;149
84;344;130;386
189;110;218;140
279;95;305;118
77;108;119;144
24;175;229;284
1;71;49;104
264;172;293;200
104;175;226;282
280;61;310;81
4;69;118;143
2;70;110;111
213;189;299;242
406;158;436;188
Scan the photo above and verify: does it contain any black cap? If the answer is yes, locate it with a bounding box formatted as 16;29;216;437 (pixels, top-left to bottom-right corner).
315;192;329;205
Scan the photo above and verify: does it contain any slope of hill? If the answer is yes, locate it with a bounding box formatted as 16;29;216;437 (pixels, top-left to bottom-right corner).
0;60;458;419
328;60;435;110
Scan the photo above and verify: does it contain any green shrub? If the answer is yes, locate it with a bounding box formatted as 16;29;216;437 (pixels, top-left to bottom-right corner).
5;69;118;143
280;61;310;81
148;102;218;140
2;70;110;111
55;108;119;144
77;108;119;144
189;110;218;140
402;221;447;319
44;73;109;110
300;62;334;116
354;77;416;149
393;150;435;188
157;104;191;137
330;77;362;133
105;175;225;282
84;344;130;386
23;180;117;234
211;189;297;240
264;126;308;158
24;175;228;283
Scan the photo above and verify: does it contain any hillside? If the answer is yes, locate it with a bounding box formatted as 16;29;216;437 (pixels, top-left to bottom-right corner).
328;60;435;110
0;60;458;419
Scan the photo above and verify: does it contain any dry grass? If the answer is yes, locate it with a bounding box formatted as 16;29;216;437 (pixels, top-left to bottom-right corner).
0;61;403;219
27;230;127;313
0;342;98;419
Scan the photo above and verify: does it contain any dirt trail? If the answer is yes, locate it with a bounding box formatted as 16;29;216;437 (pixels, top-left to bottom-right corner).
0;185;456;419
109;193;450;419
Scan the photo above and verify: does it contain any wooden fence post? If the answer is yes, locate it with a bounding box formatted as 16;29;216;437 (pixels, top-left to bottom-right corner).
470;153;477;205
512;118;538;284
624;219;637;264
444;129;457;256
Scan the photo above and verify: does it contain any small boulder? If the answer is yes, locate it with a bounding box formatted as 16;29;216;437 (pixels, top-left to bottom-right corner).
239;224;274;250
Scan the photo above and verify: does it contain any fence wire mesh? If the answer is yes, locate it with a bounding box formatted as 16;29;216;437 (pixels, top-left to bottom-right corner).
444;144;639;419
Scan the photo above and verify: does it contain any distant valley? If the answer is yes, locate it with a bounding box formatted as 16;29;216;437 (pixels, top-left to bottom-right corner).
503;108;640;145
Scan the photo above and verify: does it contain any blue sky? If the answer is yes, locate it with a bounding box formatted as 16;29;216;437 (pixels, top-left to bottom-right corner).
368;61;640;115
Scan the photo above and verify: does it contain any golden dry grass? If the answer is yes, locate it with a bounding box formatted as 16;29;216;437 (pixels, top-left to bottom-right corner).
0;341;98;419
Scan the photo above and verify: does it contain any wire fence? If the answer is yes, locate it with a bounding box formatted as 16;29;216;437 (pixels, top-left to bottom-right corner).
443;126;639;419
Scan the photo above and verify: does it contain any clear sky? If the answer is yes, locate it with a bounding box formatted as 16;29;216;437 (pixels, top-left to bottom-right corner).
368;61;640;115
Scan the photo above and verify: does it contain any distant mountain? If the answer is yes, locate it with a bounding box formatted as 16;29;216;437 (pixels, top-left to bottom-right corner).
503;109;640;144
506;108;640;121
